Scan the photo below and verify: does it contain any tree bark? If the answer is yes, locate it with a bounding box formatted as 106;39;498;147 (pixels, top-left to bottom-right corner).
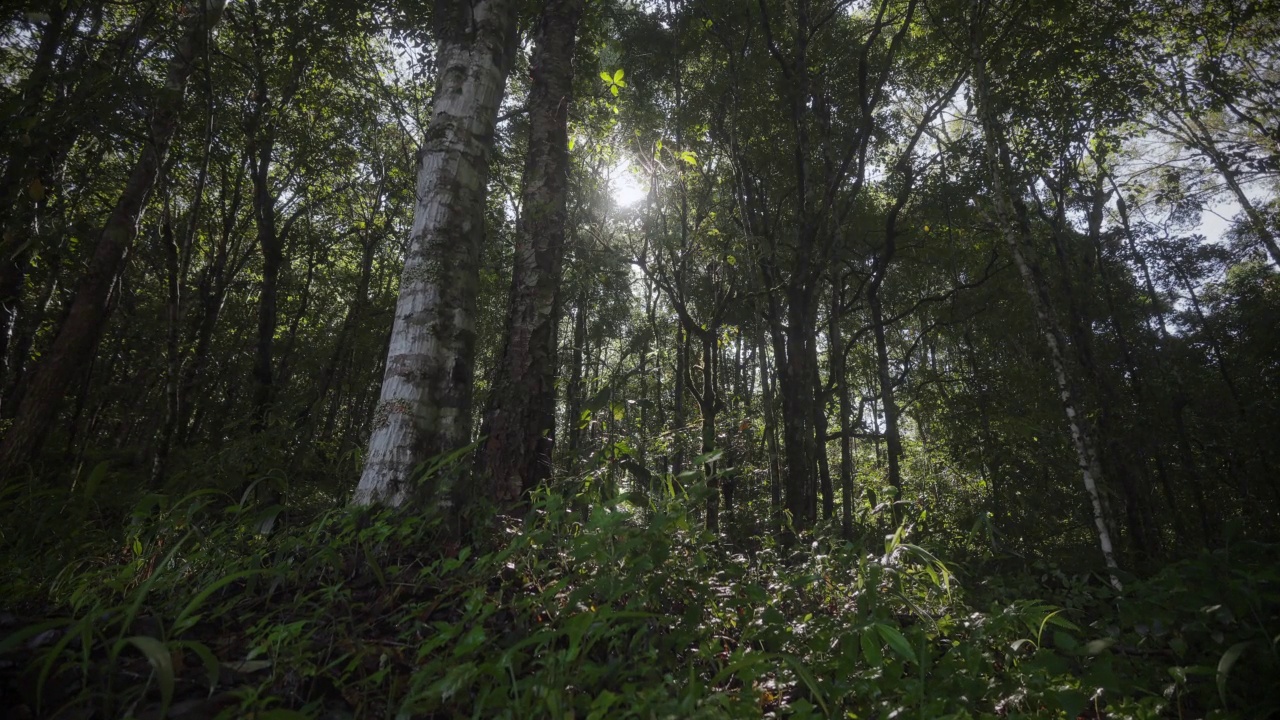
758;329;783;536
353;0;519;507
565;294;587;472
0;1;227;473
830;287;855;539
478;0;584;508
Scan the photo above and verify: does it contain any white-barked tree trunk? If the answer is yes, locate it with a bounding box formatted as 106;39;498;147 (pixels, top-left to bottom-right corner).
353;0;518;506
971;20;1123;588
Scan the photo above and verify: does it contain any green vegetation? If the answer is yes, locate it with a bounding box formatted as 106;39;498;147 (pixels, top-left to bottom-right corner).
2;0;1278;716
3;471;1278;718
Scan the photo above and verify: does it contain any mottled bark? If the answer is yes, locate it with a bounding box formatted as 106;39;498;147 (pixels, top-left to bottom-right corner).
478;0;584;508
868;284;902;513
0;1;227;473
354;0;519;506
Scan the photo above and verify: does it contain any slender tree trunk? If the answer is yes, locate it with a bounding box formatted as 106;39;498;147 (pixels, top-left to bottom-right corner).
698;331;720;533
565;296;587;472
868;283;903;518
971;29;1121;585
673;324;687;476
758;329;783;536
152;217;182;485
153;84;214;482
247;134;283;430
831;290;854;538
353;0;518;506
814;362;834;522
1178;112;1280;266
275;243;318;390
478;0;584;507
0;2;227;473
298;236;377;429
0;9;71;378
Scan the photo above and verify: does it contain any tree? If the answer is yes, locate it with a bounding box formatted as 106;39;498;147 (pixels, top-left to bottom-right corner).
478;0;586;508
0;1;228;474
353;0;520;507
969;4;1121;583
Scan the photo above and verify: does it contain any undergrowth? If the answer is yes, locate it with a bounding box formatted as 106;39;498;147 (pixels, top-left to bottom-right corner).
1;474;1278;719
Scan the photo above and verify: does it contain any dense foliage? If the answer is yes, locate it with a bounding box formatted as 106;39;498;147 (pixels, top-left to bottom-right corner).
1;0;1277;717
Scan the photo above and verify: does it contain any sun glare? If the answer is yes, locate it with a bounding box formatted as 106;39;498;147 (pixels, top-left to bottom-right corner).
611;160;648;207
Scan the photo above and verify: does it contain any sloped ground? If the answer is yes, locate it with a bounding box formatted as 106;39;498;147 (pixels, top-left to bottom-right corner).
2;485;1277;719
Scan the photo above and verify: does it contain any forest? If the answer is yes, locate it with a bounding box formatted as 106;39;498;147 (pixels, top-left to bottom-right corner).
0;0;1278;717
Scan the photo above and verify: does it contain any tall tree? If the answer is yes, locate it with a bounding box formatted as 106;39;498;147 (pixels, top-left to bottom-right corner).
477;0;585;507
0;1;228;473
970;7;1121;583
353;0;519;506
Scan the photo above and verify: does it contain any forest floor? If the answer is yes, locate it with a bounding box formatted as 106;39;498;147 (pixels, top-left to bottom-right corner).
1;484;1278;719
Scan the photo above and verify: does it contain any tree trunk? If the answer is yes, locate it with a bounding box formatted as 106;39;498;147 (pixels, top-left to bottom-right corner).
698;331;720;533
0;8;71;379
353;0;518;506
971;30;1121;585
758;329;782;536
868;283;903;519
813;359;834;522
773;295;818;529
478;0;584;508
565;296;587;472
673;323;687;476
0;1;227;473
831;289;855;538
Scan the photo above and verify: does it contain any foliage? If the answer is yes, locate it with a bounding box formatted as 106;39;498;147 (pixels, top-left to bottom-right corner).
3;475;1278;718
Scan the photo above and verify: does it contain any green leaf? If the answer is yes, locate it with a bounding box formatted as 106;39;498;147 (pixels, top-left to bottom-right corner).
1053;630;1079;652
613;68;625;83
124;635;175;711
781;654;829;716
860;630;883;666
679;150;697;165
1011;638;1035;652
172;640;220;691
599;71;614;84
1056;689;1088;718
726;255;736;266
610;85;619;97
1217;640;1253;708
174;569;267;635
873;623;917;664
